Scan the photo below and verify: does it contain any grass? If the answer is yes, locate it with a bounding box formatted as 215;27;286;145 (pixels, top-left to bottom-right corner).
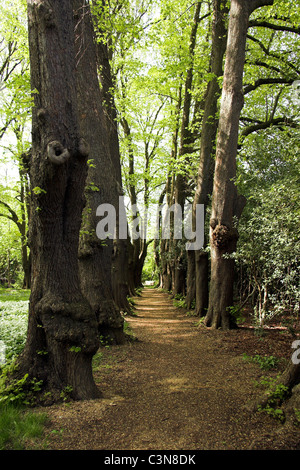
0;288;47;450
0;287;30;302
0;287;138;448
0;404;47;449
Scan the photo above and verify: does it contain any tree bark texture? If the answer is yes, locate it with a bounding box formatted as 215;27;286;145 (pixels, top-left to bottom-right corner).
204;0;250;329
19;0;100;400
160;87;181;292
192;0;228;317
204;0;274;328
74;1;125;344
95;13;134;314
173;0;202;297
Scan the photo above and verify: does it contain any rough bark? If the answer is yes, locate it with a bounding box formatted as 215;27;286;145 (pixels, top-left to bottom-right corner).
204;0;273;329
120;115;148;291
185;250;196;310
73;0;125;344
18;0;100;400
173;0;202;297
279;363;300;418
192;0;228;317
160;85;182;292
95;6;133;315
154;186;166;287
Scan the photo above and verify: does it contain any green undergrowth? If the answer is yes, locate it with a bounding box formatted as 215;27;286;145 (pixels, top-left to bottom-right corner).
255;375;290;422
0;404;47;450
243;353;280;371
123;319;137;341
0;288;30;302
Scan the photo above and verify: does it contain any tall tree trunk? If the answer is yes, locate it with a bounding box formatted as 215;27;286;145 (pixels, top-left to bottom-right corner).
154;186;166;287
204;0;273;329
160;84;182;292
120;115;146;291
18;0;100;400
192;0;228;317
19;165;31;289
186;250;196;309
74;1;125;344
173;0;202;297
95;6;133;316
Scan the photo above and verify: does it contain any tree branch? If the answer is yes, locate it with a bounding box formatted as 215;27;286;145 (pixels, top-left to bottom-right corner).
241;117;299;137
0;200;21;230
246;59;282;74
249;0;274;14
249;19;300;35
247;34;300;74
243;78;295;95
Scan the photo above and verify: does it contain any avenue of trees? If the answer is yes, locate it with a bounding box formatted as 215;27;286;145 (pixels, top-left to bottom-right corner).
0;0;299;409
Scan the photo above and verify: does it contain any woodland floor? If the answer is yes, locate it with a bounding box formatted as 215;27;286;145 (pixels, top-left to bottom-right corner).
33;288;300;451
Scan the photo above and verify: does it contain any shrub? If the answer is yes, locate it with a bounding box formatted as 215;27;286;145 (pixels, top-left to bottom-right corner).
243;353;280;370
0;300;29;365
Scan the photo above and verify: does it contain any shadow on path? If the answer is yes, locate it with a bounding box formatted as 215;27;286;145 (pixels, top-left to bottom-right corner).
44;288;298;450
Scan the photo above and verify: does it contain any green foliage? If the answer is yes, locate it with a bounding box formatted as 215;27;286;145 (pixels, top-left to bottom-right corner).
0;288;30;302
0;404;47;450
173;294;187;309
124;296;137;316
0;0;31;288
92;350;104;370
32;187;47;196
0;208;24;287
293;408;300;425
60;386;73;403
243;353;280;370
69;346;82;353
0;364;43;407
142;243;158;282
258;382;289;422
267;383;289;403
236;128;300;325
258;403;285;422
0;2;299;424
227;305;245;325
123;320;137;341
99;335;112;347
254;374;290;422
0;299;28;364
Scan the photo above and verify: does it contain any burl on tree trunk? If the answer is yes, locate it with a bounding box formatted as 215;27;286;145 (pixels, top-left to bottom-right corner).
17;0;100;400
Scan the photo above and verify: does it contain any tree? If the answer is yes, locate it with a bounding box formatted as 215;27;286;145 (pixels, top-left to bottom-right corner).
172;0;202;297
94;10;134;315
0;170;31;289
17;0;100;400
204;0;274;329
74;0;125;344
189;0;228;315
0;0;32;288
92;0;163;295
152;0;211;295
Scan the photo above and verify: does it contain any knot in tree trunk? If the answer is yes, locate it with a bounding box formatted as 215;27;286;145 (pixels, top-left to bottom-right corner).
211;223;239;249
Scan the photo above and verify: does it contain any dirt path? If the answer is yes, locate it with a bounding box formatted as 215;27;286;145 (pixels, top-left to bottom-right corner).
42;288;300;450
